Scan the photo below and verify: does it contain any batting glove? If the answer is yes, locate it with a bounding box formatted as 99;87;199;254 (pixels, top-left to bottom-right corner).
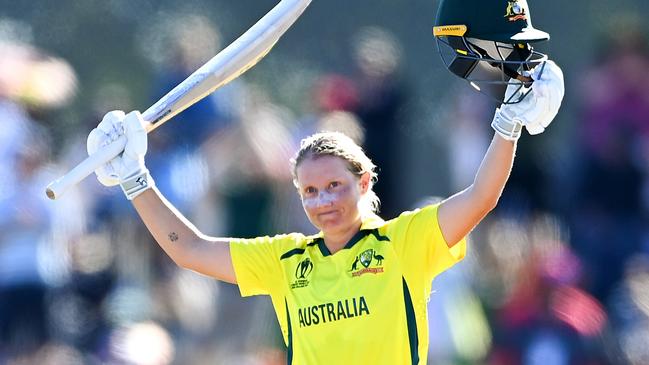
86;110;154;200
491;60;565;141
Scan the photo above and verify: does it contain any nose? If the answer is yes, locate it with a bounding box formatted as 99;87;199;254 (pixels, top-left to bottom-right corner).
315;191;335;208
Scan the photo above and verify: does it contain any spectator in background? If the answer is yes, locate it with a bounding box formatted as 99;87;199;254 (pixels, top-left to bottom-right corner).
608;254;649;364
288;73;367;234
295;73;363;149
488;241;609;365
0;42;76;200
147;14;242;150
579;17;649;162
200;95;295;360
312;74;360;118
0;40;77;360
444;88;493;193
298;73;365;152
350;26;409;219
293;28;408;221
571;16;649;303
139;14;245;212
0;129;53;356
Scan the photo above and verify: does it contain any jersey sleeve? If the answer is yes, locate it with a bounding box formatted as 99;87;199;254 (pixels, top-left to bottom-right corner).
230;235;292;297
389;203;466;289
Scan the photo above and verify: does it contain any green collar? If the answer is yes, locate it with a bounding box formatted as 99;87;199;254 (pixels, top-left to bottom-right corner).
312;214;388;257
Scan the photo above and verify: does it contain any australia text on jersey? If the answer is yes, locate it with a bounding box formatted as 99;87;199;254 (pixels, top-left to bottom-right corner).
298;296;370;327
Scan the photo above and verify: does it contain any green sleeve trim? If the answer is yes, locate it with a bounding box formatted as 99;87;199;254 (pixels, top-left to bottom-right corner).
285;298;293;364
402;278;420;365
280;248;306;260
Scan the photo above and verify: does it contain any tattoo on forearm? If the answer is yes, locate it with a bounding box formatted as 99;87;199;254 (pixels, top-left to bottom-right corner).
168;232;179;242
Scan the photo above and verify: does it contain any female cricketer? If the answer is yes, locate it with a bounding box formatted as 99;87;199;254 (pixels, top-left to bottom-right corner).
86;4;564;361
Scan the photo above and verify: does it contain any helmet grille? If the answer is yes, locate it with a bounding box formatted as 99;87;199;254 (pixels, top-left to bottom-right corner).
436;35;547;104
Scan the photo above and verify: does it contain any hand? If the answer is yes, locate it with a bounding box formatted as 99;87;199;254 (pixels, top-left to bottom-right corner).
86;110;153;199
491;60;565;141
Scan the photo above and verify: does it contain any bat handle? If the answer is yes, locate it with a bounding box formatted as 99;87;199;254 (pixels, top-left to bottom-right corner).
46;135;127;200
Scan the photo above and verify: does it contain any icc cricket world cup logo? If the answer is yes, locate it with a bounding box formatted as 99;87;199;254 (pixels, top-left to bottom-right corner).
291;258;313;289
295;258;313;279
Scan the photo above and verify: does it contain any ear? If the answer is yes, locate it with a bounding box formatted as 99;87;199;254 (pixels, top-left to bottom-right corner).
358;172;371;194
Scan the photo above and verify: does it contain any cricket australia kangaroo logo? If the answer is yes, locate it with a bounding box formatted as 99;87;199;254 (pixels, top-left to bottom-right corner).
349;249;385;277
504;0;527;22
291;258;313;289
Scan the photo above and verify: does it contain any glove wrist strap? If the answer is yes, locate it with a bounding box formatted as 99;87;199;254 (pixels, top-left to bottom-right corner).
120;169;154;200
491;108;522;141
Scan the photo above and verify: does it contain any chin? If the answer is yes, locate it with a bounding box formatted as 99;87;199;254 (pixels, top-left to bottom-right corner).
317;219;341;231
319;217;355;235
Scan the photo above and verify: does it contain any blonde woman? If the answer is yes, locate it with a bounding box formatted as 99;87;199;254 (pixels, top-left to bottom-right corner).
87;57;563;364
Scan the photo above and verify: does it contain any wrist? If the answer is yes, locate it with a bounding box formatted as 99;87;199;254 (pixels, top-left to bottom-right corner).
491;107;522;141
120;169;154;200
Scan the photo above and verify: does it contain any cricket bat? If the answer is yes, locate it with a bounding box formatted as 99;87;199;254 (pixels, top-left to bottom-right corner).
46;0;312;200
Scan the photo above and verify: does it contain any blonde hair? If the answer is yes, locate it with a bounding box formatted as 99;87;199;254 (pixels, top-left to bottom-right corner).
291;131;380;214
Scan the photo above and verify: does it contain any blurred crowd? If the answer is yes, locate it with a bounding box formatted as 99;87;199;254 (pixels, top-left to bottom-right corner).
1;12;649;365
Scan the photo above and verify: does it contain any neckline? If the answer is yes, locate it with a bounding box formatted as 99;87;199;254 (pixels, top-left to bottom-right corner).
311;214;387;257
314;229;373;257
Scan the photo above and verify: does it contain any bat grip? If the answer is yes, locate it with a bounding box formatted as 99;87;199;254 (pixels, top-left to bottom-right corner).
46;135;127;200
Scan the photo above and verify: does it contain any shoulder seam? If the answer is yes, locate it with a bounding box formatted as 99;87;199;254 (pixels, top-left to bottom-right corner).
280;248;306;260
370;228;390;242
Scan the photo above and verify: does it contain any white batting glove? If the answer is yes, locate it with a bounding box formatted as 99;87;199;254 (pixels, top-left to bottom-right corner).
86;110;153;200
491;60;565;141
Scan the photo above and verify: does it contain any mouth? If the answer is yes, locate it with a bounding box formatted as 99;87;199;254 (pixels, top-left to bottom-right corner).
317;210;340;219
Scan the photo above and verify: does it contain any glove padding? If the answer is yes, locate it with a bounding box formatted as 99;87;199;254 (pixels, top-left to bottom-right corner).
492;60;565;141
87;110;152;199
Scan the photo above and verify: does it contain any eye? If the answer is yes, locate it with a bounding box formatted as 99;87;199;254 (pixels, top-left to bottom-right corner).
328;181;340;189
304;186;317;195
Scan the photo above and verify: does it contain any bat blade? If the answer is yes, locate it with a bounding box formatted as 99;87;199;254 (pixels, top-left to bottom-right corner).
46;0;311;200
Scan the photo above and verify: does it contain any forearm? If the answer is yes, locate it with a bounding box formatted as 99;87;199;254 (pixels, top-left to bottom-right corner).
131;187;236;283
438;132;516;246
439;61;562;246
470;132;516;209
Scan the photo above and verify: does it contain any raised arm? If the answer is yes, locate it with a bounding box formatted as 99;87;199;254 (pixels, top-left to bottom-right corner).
438;60;565;247
132;188;236;283
86;111;236;283
438;134;515;247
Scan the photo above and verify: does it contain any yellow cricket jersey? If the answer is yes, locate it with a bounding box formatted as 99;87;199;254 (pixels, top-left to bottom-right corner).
230;203;466;364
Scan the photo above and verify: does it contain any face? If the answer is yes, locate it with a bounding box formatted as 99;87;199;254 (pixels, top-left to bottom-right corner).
295;155;369;235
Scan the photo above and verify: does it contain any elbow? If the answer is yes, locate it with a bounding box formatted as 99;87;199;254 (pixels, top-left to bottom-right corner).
166;234;204;271
484;194;500;213
469;185;501;216
473;192;500;220
170;254;193;270
164;244;199;271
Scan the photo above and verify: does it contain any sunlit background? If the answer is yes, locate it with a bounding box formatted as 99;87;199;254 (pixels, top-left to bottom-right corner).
1;0;649;364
